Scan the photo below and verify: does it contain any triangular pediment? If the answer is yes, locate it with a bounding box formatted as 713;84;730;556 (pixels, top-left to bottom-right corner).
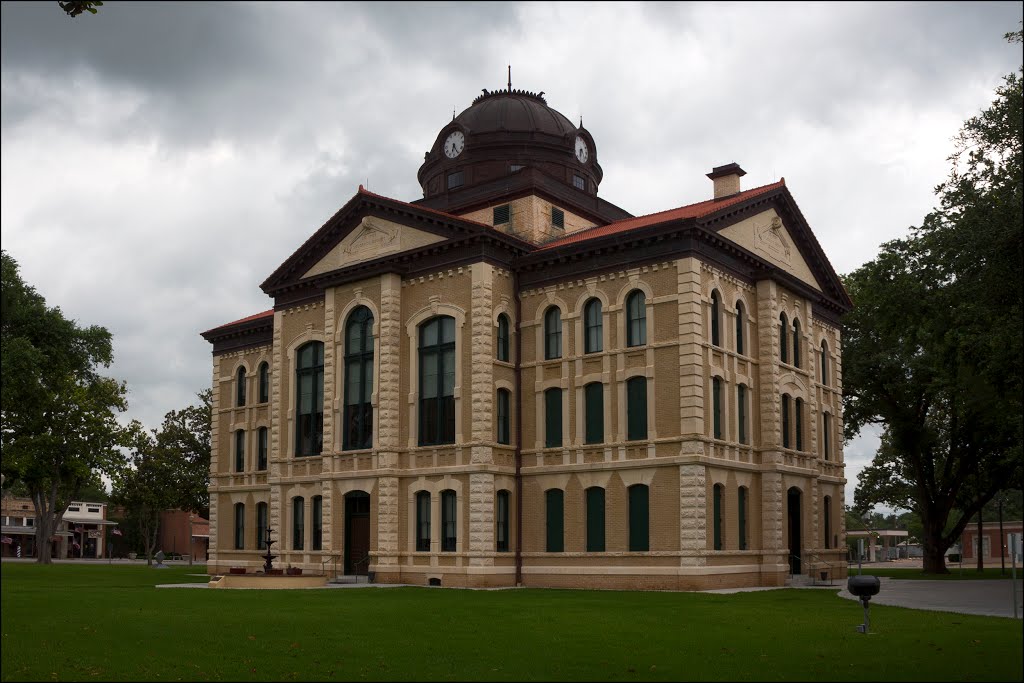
718;208;823;292
301;215;446;279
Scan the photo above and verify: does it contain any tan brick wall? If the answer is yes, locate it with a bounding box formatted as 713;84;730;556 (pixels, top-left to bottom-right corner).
457;195;597;245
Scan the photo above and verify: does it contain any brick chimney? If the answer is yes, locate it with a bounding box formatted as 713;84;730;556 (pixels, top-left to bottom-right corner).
706;163;746;199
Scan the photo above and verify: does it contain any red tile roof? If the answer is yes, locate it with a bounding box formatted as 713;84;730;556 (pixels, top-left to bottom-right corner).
538;179;785;250
202;309;273;336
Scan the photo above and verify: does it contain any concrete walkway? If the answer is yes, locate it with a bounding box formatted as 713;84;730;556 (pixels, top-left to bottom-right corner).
836;576;1023;619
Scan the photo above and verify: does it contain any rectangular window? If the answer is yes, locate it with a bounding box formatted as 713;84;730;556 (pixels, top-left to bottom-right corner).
713;378;722;440
781;396;791;449
551;207;564;229
496;490;510;552
545;388;562;448
256;503;267;550
627;377;647;441
292;498;304;551
235;430;245;472
493;204;510;225
823;498;831;550
737;384;747;445
628;485;650;551
823;413;831;460
234;503;245;550
738;488;748;551
585;383;603;444
257;427;268;470
86;507;100;514
573;175;586;191
312;496;323;551
713;485;723;551
416;492;431;552
441;490;457;552
545;489;564;552
795;399;803;451
447;170;464;189
497;389;511;445
586;488;605;552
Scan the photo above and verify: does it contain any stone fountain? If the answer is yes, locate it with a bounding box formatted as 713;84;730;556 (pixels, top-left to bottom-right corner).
261;526;277;574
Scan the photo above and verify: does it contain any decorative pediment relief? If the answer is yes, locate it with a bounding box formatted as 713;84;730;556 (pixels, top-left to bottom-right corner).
302;216;445;279
717;209;822;292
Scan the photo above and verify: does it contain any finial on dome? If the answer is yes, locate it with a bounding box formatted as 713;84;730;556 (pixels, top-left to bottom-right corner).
508;65;511;92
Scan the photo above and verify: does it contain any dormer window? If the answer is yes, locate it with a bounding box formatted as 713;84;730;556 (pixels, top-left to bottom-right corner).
447;171;464;190
493;204;511;225
551;207;564;229
573;175;586;191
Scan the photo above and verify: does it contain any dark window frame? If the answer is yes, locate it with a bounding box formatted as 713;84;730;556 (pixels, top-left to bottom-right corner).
256;501;267;550
493;204;510;225
626;290;647;347
738;487;748;551
236;367;246;407
712;377;722;440
544;306;562;360
627;376;647;441
820;340;829;386
295;342;325;457
418;316;456;447
586;487;606;552
258;362;269;403
780;313;789;364
584;382;604;445
545;489;564;552
496;313;510;362
235;429;245;473
292;496;305;551
496;490;510;552
257;426;268;471
544;387;563;448
628;484;649;551
713;484;724;550
710;290;721;347
551;206;565;229
441;489;457;552
782;394;791;449
343;306;375;451
737;384;747;445
497;388;511;445
735;301;745;355
792;319;801;368
584;298;602;354
415;491;431;552
795;397;804;451
234;502;245;550
312;495;323;551
573;174;586;190
447;170;464;190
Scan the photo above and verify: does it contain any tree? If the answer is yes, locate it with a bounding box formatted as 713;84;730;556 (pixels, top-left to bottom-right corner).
58;1;103;18
154;389;212;516
843;28;1023;574
1;250;130;563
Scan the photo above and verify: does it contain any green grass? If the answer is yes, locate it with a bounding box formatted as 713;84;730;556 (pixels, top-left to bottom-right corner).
1;564;1021;682
863;567;1023;580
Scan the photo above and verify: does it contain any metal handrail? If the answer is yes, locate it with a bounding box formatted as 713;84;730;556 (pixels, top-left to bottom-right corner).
320;554;341;578
789;551;836;585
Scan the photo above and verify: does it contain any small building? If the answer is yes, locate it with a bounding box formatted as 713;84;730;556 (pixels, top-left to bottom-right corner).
158;510;210;561
960;520;1023;565
846;529;908;562
1;496;118;558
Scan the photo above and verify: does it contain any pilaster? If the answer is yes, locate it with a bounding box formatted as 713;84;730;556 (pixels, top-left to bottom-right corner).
469;472;495;566
470;262;495;464
679;464;707;566
676;258;705;439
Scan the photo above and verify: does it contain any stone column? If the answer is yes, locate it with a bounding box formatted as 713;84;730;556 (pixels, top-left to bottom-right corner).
756;280;782;460
679;464;707;566
761;471;784;554
470;262;495;464
676;258;705;440
208;356;221;564
375;273;403;571
469;473;496;568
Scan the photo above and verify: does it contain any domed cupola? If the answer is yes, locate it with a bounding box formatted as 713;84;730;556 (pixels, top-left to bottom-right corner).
417;86;603;206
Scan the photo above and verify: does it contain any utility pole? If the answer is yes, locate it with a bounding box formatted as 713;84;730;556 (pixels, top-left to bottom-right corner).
998;495;1005;576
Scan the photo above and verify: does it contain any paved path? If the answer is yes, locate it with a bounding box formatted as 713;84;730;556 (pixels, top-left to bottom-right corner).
836;576;1023;619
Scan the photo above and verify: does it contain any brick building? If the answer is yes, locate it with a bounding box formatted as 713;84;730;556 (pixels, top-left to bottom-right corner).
1;496;116;559
961;520;1024;565
201;86;852;589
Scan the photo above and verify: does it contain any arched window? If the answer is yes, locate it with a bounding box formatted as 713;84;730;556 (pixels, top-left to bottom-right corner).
441;490;457;552
419;316;456;446
584;382;604;444
792;319;801;368
737;384;747;445
295;342;324;456
584;298;602;354
735;301;745;355
292;496;304;551
713;484;724;550
710;290;721;347
823;412;832;461
544;306;562;360
258;362;269;403
626;290;646;347
234;502;245;550
234;430;245;472
628;484;649;551
626;377;647;441
712;377;723;440
496;313;510;362
496;388;511;445
823;495;832;549
544;388;563;448
795;397;804;451
545;489;564;552
781;393;791;449
256;501;267;550
415;491;431;551
738;487;748;551
820;340;829;386
496;490;511;552
586;487;605;552
236;367;246;407
312;495;323;551
257;427;268;470
344;306;374;451
779;313;789;364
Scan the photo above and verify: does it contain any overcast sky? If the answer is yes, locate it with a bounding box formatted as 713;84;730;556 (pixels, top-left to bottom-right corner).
2;1;1021;509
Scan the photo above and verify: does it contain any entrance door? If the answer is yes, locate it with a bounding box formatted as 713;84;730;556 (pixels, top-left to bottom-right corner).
787;487;802;574
344;491;371;575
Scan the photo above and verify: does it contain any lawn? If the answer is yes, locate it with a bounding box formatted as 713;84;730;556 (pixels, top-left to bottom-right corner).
862;566;1023;580
1;563;1021;682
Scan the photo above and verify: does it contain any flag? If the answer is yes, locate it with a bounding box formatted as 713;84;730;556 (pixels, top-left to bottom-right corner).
0;536;12;545
111;528;123;536
72;541;81;550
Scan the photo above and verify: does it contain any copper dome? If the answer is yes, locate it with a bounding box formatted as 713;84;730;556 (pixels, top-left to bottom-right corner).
454;89;577;137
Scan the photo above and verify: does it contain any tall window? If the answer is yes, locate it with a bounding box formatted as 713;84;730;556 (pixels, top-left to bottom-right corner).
628;484;649;551
584;298;602;353
258;362;269;403
823;496;832;549
710;290;721;346
236;367;246;407
545;388;563;448
344;306;374;451
419;316;456;446
312;495;323;551
295;342;324;456
626;290;646;347
585;382;604;444
292;496;304;551
545;489;564;552
792;319;801;368
738;487;748;551
234;502;245;550
737;384;748;445
234;430;245;472
257;427;268;470
712;377;723;440
496;314;510;362
779;313;788;363
823;412;831;461
713;484;724;550
496;388;511;445
820;340;829;386
415;491;431;551
627;377;647;441
781;394;791;449
795;398;804;451
441;490;457;552
496;490;510;552
256;502;267;550
735;301;745;355
544;307;562;359
586;487;605;552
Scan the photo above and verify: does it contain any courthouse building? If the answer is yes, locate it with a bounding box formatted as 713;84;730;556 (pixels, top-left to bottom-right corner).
201;85;851;589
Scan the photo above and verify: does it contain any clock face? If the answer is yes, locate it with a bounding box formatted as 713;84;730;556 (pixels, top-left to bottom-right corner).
575;136;589;163
444;131;465;158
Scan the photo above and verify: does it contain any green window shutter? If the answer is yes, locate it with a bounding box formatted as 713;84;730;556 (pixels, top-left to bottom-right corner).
795;398;803;451
627;377;647;441
781;395;790;449
586;487;605;552
585;383;603;444
545;388;562;447
713;485;723;550
738;488;747;551
780;314;788;363
710;291;720;346
497;389;510;445
823;413;831;460
823;497;832;549
792;320;801;368
546;489;564;552
737;384;747;445
713;378;722;439
628;485;649;551
496;490;510;552
735;303;744;355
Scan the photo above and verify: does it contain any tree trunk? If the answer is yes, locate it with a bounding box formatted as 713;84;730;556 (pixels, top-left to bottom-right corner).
921;514;950;574
976;510;984;572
